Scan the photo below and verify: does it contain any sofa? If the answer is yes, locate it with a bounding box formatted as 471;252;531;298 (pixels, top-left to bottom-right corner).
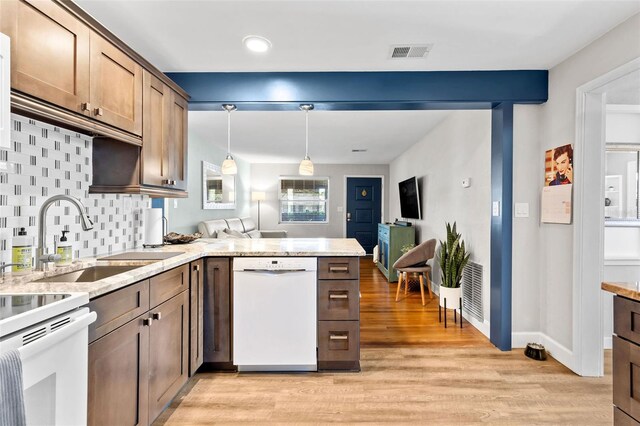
198;217;288;239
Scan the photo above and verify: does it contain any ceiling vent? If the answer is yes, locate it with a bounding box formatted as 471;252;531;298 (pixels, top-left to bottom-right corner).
352;149;367;153
389;44;433;59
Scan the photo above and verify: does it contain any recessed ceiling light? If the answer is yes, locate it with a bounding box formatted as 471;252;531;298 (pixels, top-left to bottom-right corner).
243;35;272;53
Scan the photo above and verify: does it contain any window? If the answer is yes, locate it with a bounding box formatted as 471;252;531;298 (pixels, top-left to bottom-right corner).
279;177;329;223
605;146;639;221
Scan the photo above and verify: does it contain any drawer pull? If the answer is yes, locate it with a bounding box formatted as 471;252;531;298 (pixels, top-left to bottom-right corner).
95;107;104;116
329;266;349;273
152;312;162;321
329;293;349;300
163;179;176;186
81;102;91;112
142;318;153;326
329;334;349;341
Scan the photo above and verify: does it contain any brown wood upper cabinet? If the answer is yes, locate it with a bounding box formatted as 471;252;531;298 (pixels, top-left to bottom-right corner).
1;1;143;136
89;31;142;136
142;70;187;190
0;0;90;114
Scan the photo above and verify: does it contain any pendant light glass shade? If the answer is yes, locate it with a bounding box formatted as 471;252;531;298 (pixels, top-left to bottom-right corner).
222;104;237;175
299;104;314;176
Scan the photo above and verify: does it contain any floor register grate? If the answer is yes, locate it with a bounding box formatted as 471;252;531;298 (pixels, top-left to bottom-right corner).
462;261;483;322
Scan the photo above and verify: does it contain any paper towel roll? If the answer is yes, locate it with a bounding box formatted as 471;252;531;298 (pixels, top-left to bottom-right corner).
144;208;164;246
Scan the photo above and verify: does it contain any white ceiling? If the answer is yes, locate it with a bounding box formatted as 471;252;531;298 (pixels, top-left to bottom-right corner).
189;110;451;164
77;0;640;164
76;0;640;72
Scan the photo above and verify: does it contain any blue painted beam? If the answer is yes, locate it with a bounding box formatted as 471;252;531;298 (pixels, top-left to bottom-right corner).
490;102;514;351
167;71;548;111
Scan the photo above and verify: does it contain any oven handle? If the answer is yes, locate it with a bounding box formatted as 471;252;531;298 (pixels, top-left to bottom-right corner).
18;310;97;360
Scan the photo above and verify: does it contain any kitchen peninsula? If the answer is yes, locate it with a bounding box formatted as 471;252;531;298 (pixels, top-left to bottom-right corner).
1;238;365;425
602;281;640;424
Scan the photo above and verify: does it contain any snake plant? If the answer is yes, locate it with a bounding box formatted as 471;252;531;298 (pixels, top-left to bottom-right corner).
438;222;471;288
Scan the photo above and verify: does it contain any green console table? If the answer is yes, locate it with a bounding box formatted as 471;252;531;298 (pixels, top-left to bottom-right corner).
377;223;416;282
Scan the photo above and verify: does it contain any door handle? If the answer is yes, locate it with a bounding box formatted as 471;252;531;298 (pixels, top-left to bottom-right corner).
346;212;351;222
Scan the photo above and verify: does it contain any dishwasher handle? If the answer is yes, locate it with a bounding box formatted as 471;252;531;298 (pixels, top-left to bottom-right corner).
241;268;308;274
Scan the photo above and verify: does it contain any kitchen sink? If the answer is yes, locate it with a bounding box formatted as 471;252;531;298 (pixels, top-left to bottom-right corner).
34;265;142;283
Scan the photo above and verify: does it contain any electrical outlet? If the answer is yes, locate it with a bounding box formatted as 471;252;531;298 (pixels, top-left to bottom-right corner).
462;178;471;188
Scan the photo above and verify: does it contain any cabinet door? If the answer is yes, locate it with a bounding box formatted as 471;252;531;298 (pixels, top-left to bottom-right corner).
190;260;204;376
204;258;231;363
89;31;142;135
148;291;189;423
168;90;188;190
142;70;169;187
88;315;149;426
0;0;90;114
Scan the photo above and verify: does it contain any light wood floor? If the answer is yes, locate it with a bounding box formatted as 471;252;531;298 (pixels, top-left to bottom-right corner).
154;258;613;425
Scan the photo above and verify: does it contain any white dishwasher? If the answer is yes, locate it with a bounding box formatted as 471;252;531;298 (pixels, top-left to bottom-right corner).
233;257;317;372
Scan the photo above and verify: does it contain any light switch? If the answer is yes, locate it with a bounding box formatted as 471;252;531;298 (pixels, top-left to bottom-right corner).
492;201;500;217
515;202;530;218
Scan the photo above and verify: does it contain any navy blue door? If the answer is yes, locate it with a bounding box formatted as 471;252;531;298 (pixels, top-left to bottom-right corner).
346;177;382;254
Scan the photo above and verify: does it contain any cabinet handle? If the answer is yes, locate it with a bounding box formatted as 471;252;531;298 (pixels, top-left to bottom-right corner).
81;102;91;112
152;312;162;320
329;266;349;273
95;107;104;116
329;334;348;341
142;318;153;326
193;264;200;272
329;293;349;300
162;179;176;186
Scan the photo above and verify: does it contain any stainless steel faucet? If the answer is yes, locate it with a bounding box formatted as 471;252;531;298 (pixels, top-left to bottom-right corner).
36;195;94;270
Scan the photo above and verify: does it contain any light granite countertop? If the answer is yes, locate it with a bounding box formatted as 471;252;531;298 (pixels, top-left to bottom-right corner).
0;238;366;299
602;281;640;302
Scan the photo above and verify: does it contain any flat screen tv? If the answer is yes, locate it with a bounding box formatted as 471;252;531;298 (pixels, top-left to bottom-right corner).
399;176;421;219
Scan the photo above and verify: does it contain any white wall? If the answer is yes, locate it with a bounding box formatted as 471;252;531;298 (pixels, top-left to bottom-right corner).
250;163;389;238
538;13;640;354
167;117;251;234
389;110;492;325
606;109;640;143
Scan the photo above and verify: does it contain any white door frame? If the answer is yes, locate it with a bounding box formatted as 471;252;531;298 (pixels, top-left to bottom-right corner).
573;57;640;376
342;175;385;238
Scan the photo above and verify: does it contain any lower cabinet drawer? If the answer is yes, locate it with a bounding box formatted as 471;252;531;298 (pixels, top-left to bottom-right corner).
318;257;359;280
613;335;640;422
318;320;359;370
150;264;189;308
615;296;640;346
318;280;359;321
88;279;149;343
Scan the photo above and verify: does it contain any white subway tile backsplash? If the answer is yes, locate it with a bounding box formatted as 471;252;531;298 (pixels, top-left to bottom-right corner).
0;114;148;266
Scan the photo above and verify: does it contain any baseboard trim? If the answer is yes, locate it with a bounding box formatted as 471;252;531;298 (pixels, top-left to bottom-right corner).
512;331;574;371
462;311;490;338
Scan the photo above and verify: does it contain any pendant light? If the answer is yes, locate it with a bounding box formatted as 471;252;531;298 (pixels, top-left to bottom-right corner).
299;104;314;176
221;104;238;175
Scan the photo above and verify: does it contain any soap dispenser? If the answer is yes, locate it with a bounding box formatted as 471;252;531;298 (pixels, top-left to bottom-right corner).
11;227;33;275
55;230;73;267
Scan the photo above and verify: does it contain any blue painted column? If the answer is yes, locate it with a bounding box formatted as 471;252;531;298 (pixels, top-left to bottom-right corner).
490;102;513;351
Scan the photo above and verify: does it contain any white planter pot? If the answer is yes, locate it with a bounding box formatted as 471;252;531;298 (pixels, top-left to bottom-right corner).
439;286;462;309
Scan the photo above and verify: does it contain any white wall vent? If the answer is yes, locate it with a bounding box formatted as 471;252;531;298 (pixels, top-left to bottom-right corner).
389;44;433;59
462;261;483;322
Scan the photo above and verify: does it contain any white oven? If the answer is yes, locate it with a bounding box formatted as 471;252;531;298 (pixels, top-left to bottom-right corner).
0;293;96;425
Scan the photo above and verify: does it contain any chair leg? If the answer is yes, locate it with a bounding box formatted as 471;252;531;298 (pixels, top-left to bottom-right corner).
395;272;403;302
419;274;426;306
425;271;433;299
404;273;409;295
